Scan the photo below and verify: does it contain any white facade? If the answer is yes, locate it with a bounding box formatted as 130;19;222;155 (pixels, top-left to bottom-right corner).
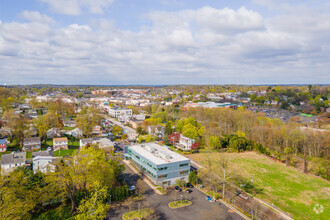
33;156;54;174
177;134;195;151
107;107;132;118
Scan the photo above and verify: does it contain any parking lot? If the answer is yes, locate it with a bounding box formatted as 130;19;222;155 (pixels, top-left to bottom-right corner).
107;164;243;220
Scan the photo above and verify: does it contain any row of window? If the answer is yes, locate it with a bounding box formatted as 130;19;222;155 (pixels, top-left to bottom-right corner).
180;163;189;167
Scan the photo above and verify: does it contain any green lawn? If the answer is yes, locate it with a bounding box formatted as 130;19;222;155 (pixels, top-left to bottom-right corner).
122;208;154;220
168;200;192;209
188;152;330;220
62;126;75;130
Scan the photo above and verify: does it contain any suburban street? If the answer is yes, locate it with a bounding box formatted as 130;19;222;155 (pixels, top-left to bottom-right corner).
107;163;243;220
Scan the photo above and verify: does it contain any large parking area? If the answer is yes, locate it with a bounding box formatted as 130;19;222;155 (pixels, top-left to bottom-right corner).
107;164;243;220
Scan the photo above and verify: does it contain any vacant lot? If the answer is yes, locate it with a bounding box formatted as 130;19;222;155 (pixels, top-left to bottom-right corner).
188;152;330;220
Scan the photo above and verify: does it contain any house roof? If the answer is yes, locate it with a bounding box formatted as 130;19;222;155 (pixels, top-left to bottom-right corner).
32;151;54;157
24;137;41;142
53;137;68;142
0;139;7;144
1;152;26;165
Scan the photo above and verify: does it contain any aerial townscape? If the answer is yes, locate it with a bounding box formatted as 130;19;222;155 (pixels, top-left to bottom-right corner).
0;1;329;220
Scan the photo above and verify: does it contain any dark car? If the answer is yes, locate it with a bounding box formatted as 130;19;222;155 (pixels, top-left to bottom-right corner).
186;189;192;193
186;182;194;188
175;186;182;192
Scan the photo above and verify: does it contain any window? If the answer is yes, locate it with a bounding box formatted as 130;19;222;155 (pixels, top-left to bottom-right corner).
158;167;168;171
180;163;189;167
158;174;167;179
180;170;189;175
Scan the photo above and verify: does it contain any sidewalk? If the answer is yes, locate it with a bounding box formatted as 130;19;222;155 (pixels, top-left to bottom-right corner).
123;160;163;195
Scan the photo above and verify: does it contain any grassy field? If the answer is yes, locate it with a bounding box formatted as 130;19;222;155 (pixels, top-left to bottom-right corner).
188;152;330;220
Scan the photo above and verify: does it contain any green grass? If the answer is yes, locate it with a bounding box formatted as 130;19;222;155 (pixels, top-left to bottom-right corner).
168;200;192;209
122;208;154;220
62;126;75;130
155;186;166;194
188;152;330;220
53;149;76;157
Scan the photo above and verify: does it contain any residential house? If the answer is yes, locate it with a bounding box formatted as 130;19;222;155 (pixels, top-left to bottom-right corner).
0;139;7;152
147;125;165;139
23;137;41;151
79;137;114;151
124;143;190;186
176;134;195;151
118;114;131;124
63;120;77;127
129;119;143;129
127;132;139;142
64;128;83;138
92;125;104;136
133;114;145;121
53;137;68;151
32;151;55;174
47;128;61;138
1;152;26;175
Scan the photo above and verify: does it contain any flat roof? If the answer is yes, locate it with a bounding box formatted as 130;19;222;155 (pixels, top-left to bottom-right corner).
129;142;190;165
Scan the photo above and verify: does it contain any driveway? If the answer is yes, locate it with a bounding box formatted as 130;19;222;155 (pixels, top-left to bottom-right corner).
108;164;243;220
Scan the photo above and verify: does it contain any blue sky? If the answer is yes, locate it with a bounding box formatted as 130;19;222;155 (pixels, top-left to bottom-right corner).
0;0;329;85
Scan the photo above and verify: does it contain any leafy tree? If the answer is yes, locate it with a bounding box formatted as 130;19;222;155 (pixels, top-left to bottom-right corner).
188;170;198;184
75;182;108;220
284;147;294;165
182;123;199;139
191;142;200;152
164;120;173;135
209;136;221;150
112;126;123;136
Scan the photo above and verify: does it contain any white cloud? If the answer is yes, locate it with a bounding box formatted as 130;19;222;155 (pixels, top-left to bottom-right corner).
39;0;114;15
0;4;329;85
20;11;55;24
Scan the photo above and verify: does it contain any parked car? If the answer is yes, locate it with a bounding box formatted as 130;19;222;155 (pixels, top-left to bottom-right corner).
186;182;194;188
175;186;182;192
186;189;192;193
206;195;212;201
129;185;135;191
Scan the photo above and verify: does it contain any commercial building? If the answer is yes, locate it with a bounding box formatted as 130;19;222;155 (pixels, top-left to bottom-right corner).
124;143;190;186
106;107;132;118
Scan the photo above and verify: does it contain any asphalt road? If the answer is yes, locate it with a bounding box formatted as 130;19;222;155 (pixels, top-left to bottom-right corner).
108;164;243;220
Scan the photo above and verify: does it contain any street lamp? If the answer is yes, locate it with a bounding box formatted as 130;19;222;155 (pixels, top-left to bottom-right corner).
110;195;112;204
138;202;141;214
180;194;183;204
251;210;254;220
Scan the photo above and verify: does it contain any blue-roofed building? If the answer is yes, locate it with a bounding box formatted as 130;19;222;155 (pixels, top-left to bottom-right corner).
0;139;7;152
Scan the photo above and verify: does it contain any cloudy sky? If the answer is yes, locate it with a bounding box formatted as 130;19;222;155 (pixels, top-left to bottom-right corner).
0;0;329;85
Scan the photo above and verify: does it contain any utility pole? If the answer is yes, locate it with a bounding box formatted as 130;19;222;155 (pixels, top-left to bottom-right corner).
180;194;183;204
138;202;141;214
251;210;254;220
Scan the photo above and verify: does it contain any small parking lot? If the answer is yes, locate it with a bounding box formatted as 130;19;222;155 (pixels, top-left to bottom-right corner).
108;164;243;220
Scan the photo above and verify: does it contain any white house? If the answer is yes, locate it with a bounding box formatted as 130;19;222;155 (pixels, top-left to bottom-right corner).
176;134;195;151
1;152;26;175
32;151;55;174
133;114;146;121
65;128;83;138
79;137;114;150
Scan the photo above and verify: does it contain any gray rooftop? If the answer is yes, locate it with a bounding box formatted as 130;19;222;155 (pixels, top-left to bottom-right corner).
32;151;54;157
1;152;26;165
